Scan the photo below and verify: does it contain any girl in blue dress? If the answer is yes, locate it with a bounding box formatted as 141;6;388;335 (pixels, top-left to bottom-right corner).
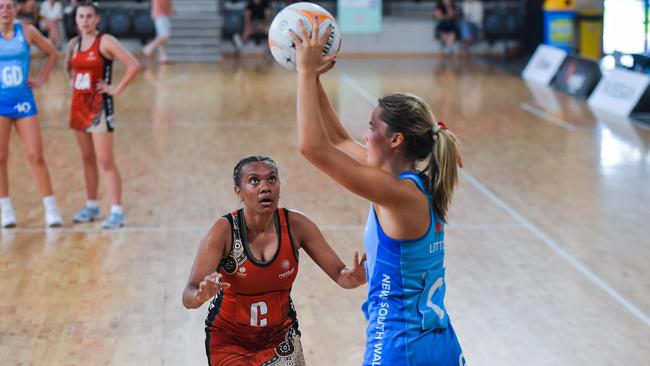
290;21;466;365
0;0;61;228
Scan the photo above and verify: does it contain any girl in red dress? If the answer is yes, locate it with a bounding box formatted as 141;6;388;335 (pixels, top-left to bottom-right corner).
183;156;367;366
64;1;140;228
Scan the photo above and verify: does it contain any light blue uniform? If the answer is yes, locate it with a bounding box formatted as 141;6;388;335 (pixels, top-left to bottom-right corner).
362;171;465;366
0;23;38;119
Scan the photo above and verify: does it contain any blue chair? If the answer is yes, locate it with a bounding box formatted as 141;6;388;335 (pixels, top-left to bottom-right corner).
109;9;131;36
222;7;244;40
63;13;76;38
97;8;110;33
133;9;155;41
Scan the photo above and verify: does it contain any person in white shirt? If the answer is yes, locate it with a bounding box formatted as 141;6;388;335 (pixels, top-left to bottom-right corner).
460;0;483;54
39;0;62;48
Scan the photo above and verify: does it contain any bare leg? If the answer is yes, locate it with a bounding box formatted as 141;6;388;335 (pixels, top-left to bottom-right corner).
92;132;121;205
0;117;12;198
157;37;169;63
242;23;254;43
46;20;60;47
75;131;99;200
14;116;54;197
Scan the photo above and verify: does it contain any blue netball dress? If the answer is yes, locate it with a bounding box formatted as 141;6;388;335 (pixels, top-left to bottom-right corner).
0;23;38;119
362;171;465;366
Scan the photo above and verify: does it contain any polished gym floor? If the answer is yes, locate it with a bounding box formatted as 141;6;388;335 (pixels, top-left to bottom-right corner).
0;57;649;365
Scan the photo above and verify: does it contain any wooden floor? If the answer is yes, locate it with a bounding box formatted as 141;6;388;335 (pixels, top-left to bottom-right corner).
1;57;649;366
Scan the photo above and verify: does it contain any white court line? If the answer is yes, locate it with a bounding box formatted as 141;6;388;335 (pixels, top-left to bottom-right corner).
0;223;521;235
460;171;650;327
340;74;378;107
320;223;522;231
520;102;579;131
342;73;650;327
40;120;272;129
1;226;205;234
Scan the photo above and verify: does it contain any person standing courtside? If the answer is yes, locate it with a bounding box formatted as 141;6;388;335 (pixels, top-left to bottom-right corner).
143;0;174;64
39;0;62;48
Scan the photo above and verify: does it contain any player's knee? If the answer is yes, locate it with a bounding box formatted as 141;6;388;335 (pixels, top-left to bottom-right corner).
26;151;45;166
81;151;96;165
98;157;115;171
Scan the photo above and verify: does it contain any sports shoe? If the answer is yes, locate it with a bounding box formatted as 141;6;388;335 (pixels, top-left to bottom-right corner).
45;207;63;228
72;205;101;223
1;206;16;228
101;212;125;229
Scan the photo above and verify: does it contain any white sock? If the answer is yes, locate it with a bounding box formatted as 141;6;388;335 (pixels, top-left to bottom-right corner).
42;196;58;211
0;197;13;212
111;205;123;215
86;200;99;209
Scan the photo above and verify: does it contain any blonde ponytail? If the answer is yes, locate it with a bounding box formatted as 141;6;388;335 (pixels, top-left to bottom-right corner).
427;128;461;223
377;93;462;222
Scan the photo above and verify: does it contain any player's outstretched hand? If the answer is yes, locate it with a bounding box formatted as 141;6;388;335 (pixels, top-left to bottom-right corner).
340;249;367;288
195;272;231;304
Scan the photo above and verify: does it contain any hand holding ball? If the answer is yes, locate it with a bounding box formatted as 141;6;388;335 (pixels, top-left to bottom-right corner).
268;2;341;71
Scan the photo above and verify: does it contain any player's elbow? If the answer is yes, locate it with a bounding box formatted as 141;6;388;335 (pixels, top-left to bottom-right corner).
131;61;142;74
299;147;324;168
182;289;198;309
299;142;327;161
299;143;312;158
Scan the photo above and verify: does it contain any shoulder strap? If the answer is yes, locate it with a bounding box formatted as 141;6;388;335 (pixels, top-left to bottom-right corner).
400;171;429;196
400;172;441;233
14;23;28;45
281;208;299;262
95;33;105;55
220;209;248;274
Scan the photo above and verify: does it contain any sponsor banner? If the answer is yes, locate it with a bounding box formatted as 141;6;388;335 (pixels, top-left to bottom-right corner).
588;68;650;116
550;54;601;98
522;44;568;85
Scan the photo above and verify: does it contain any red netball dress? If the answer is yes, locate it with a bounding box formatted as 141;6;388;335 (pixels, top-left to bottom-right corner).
205;208;304;366
69;34;114;133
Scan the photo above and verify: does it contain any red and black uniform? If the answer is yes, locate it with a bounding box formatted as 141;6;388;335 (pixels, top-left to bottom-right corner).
205;208;303;366
69;34;114;133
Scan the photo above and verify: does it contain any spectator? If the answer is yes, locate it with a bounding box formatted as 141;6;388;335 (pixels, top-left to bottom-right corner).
233;0;272;49
39;0;63;48
460;0;483;55
434;0;460;55
15;0;39;27
143;0;175;64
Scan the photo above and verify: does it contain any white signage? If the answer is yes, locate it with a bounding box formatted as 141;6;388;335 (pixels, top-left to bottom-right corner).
587;68;650;116
522;45;568;85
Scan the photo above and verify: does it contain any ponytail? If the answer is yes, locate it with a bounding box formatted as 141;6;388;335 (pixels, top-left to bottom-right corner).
377;93;462;223
426;126;461;223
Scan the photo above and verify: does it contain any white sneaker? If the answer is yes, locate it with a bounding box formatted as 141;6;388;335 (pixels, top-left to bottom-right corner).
1;206;16;228
45;207;63;228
